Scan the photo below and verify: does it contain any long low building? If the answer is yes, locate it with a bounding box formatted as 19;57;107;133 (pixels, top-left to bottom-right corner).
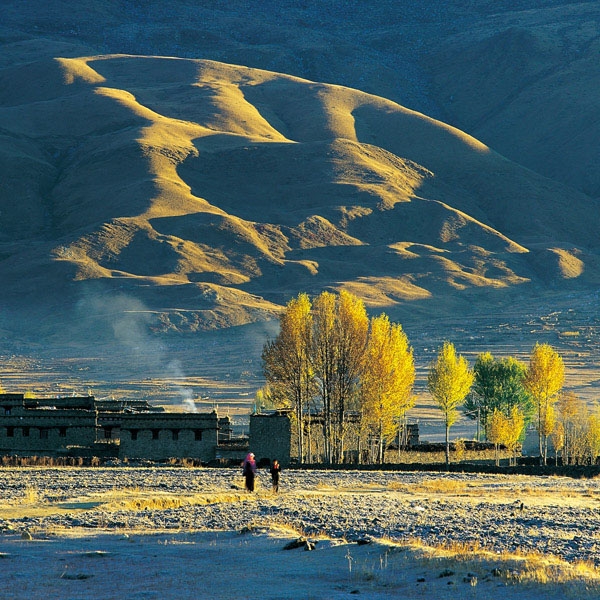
119;413;219;461
0;393;233;462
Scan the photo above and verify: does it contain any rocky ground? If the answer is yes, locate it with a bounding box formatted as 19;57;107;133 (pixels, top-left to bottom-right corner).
2;467;600;566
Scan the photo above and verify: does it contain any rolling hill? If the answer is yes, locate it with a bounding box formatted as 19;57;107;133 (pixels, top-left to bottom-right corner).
0;47;599;336
2;1;599;199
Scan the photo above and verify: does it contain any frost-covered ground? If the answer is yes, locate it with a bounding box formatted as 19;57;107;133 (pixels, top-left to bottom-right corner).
1;467;600;599
1;528;593;600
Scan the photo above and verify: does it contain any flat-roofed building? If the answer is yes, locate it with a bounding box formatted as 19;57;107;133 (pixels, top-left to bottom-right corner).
119;412;220;461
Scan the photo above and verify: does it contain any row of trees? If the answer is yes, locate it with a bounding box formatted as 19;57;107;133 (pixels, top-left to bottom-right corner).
465;345;568;465
550;392;600;465
262;291;415;463
262;290;593;466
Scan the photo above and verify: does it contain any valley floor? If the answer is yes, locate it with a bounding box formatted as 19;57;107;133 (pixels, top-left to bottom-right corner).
1;468;599;599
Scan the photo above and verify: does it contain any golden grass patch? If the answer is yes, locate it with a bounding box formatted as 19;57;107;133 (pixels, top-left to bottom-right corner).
390;537;600;588
387;479;467;495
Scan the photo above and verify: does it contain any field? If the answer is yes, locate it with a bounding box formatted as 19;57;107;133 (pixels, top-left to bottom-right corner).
1;287;599;440
2;467;600;599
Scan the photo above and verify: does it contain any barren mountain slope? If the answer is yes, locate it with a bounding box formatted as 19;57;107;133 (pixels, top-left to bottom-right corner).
2;1;600;198
0;50;599;334
429;6;600;197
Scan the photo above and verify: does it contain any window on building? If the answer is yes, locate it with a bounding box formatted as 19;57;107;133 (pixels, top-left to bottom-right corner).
59;427;67;438
39;429;48;440
104;428;112;439
22;427;30;437
151;429;160;440
3;407;11;416
172;429;179;441
194;429;202;441
6;426;14;438
130;429;138;441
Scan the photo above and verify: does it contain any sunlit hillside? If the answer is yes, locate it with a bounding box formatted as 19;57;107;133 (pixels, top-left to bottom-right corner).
1;48;599;336
2;1;599;199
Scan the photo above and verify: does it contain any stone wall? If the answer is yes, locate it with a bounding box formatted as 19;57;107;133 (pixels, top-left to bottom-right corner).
249;412;292;466
0;409;97;453
119;413;219;461
0;393;230;462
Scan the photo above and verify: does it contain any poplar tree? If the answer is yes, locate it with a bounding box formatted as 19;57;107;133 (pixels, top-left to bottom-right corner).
428;342;474;465
334;290;369;462
523;343;564;465
466;353;532;438
503;406;526;465
360;314;414;463
312;291;337;463
587;405;600;465
558;392;582;464
262;293;313;461
487;409;505;466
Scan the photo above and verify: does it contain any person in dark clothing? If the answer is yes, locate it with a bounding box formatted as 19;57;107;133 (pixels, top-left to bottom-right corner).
269;459;281;494
243;452;257;492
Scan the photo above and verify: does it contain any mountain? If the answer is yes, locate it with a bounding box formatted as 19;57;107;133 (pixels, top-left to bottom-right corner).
1;46;599;335
2;1;599;199
429;10;600;197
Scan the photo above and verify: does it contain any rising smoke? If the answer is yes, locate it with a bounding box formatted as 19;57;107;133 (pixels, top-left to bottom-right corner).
74;285;199;412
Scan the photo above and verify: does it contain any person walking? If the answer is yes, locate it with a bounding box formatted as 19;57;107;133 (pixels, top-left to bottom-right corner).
270;459;281;494
242;452;257;492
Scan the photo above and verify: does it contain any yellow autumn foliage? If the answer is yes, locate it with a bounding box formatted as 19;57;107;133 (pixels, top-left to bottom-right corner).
360;314;415;463
427;341;474;465
524;343;564;464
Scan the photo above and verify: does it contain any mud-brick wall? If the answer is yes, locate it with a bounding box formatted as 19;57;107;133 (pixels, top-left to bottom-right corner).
119;413;219;461
249;413;291;466
0;410;97;453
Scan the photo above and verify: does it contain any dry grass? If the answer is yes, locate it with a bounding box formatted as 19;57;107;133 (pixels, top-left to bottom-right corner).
395;537;600;587
387;479;467;495
21;486;40;505
100;488;255;512
0;456;95;467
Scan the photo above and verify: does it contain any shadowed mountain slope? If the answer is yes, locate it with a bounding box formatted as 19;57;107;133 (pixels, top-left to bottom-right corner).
0;51;599;333
429;10;600;198
2;1;600;199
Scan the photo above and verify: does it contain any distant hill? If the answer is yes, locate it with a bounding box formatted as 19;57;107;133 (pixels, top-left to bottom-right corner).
0;48;598;335
429;13;600;198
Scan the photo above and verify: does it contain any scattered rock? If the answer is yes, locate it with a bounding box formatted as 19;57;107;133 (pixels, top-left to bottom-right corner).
438;569;454;578
239;525;254;535
81;551;110;558
20;531;32;540
416;577;425;582
356;538;372;546
61;573;94;580
283;538;307;550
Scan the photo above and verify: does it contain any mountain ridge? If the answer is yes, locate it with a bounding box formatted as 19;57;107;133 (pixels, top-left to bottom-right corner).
0;50;598;335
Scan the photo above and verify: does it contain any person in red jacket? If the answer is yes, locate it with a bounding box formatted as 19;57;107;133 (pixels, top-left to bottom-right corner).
242;453;257;492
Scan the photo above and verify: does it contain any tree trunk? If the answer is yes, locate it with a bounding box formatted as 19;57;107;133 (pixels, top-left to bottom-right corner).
538;401;543;466
297;392;304;463
306;413;312;464
445;418;450;467
324;388;331;464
